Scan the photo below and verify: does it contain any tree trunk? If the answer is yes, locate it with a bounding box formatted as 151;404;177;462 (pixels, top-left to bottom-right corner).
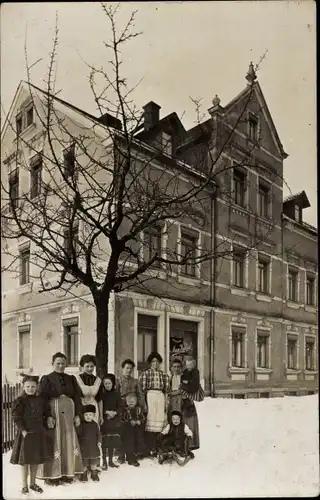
94;292;111;379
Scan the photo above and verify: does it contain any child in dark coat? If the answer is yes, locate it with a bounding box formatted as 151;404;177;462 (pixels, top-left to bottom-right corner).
100;374;122;470
120;393;146;467
77;405;102;482
10;374;53;495
157;410;193;463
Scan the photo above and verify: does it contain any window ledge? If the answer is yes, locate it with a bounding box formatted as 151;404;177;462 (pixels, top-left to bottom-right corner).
255;368;273;374
256;293;272;302
15;123;36;140
145;268;167;280
228;367;250;374
256;215;273;226
303;370;317;375
287;301;300;309
231;205;249;217
65;367;79;375
18;283;33;294
16;368;33;375
305;305;317;313
231;287;250;297
286;369;301;374
178;275;201;286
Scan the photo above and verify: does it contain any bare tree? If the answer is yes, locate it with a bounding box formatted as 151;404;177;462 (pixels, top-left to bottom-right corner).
1;4;288;377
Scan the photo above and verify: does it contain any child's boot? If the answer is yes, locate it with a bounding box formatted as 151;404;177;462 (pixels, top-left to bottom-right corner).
30;484;43;493
91;470;100;482
80;470;88;482
21;487;29;495
108;448;119;468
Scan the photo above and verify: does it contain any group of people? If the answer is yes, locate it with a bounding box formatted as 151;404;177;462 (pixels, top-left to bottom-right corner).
10;350;203;495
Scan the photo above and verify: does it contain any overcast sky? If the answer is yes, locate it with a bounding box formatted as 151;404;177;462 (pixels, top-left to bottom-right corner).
1;1;317;225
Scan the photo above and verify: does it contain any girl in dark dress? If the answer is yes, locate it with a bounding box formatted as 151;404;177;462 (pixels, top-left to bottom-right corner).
101;374;122;470
77;405;102;483
36;352;84;486
10;374;52;495
180;357;202;455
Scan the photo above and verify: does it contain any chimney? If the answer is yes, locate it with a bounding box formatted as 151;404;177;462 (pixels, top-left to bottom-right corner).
143;101;161;131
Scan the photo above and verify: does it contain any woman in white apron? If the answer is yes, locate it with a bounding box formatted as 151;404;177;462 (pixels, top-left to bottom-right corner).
75;355;103;424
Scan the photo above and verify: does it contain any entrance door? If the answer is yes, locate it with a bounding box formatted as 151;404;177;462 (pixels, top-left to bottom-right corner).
169;319;198;366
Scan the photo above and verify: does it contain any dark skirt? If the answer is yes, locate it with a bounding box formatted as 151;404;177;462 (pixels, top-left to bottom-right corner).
182;400;200;450
11;427;51;466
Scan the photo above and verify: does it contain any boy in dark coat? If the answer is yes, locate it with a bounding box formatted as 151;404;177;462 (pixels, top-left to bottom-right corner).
157;410;193;464
77;405;102;482
120;393;146;467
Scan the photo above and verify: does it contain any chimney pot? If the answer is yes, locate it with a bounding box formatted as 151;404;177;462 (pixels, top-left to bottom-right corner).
143;101;161;131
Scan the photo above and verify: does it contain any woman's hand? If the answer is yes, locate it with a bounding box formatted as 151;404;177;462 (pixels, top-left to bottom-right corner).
99;417;104;426
130;420;136;426
22;430;28;438
47;417;55;429
74;416;81;427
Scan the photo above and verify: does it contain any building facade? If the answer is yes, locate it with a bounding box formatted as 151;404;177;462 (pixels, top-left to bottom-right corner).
1;66;318;397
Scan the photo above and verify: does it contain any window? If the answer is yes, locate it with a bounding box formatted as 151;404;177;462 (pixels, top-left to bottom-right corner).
233;169;246;207
260;392;270;398
258;182;270;218
63;224;79;259
30;156;42;199
26;106;34;128
231;329;245;368
306;276;315;306
162;132;172;156
288;269;298;302
180;232;197;277
9;170;19;209
258;259;269;293
287;337;297;370
233;394;245;399
305;339;315;371
63;318;79;366
257;332;269;368
145;225;162;267
248;115;258;141
137;314;158;372
16;114;23;135
19;247;30;285
18;325;31;369
294;204;302;223
63;145;75;178
233;249;246;288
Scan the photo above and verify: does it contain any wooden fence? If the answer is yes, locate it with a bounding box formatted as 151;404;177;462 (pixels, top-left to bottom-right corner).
2;383;21;453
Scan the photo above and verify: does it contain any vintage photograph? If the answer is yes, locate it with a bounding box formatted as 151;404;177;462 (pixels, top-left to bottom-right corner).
1;1;318;498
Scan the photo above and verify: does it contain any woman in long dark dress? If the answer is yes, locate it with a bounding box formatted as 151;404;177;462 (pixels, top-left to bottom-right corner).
37;352;84;486
74;354;103;424
11;374;52;495
180;357;201;455
139;352;170;455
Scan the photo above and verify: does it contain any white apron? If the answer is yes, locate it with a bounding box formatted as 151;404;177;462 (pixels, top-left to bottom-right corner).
75;374;102;424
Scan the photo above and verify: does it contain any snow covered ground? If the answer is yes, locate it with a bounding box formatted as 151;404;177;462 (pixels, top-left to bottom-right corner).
3;395;319;499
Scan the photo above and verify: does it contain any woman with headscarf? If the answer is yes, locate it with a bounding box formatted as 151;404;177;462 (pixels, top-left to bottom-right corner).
138;352;170;455
37;352;84;486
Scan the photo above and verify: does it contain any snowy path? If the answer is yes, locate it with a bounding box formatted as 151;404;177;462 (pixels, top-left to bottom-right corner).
3;395;319;499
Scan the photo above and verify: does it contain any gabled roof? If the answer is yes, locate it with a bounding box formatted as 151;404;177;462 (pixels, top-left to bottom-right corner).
283;190;311;209
224;80;288;160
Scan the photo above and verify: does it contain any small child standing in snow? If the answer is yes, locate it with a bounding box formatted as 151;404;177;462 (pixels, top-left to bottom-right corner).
10;374;53;495
77;405;102;482
100;374;122;470
157;410;193;463
120;393;146;467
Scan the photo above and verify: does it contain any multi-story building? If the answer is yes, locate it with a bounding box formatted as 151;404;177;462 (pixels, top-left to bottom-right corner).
1;64;318;397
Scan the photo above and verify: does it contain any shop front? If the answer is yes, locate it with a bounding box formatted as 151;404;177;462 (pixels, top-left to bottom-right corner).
169;318;198;366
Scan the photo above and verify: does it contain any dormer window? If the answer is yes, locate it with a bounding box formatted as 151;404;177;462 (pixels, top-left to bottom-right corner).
294;204;302;223
248;113;258;142
162;132;172;156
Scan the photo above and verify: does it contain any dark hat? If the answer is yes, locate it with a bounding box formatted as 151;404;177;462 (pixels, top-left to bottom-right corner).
147;351;163;364
83;404;96;414
171;410;182;418
126;392;137;399
20;372;39;384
